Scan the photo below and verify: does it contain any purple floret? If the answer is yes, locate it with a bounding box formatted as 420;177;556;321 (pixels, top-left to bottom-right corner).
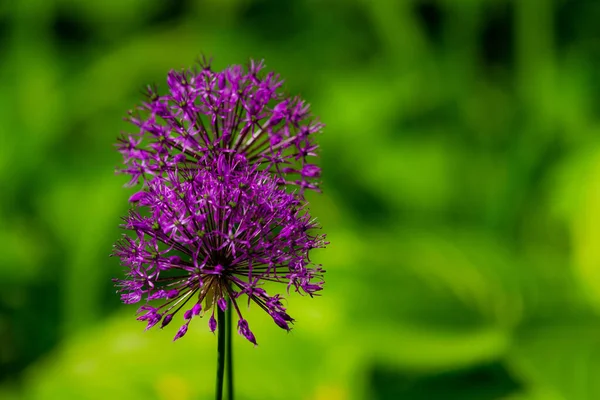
112;155;327;343
117;58;324;194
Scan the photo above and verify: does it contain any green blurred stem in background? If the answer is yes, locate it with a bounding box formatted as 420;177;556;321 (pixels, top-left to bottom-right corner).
216;307;226;400
227;298;234;400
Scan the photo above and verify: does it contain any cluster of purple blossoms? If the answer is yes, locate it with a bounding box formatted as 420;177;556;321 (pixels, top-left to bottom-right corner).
117;59;323;193
113;60;327;344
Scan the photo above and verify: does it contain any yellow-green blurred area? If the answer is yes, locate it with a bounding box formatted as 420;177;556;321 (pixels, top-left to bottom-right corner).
3;0;600;398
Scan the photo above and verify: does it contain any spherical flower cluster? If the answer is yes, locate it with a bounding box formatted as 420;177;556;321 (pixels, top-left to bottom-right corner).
113;154;326;343
117;59;323;193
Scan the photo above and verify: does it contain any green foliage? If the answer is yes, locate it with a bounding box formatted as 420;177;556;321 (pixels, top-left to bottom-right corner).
1;0;600;399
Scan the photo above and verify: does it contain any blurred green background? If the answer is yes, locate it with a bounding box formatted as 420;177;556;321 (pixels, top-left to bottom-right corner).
1;0;600;399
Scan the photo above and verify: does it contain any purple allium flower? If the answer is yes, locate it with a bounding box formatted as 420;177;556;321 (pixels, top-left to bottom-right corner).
117;58;324;193
112;154;327;344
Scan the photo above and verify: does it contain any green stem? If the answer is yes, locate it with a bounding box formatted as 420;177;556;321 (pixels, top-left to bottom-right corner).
226;298;234;400
216;308;226;400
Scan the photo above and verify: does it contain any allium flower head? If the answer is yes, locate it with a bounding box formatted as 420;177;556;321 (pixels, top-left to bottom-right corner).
118;58;323;193
113;154;327;343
